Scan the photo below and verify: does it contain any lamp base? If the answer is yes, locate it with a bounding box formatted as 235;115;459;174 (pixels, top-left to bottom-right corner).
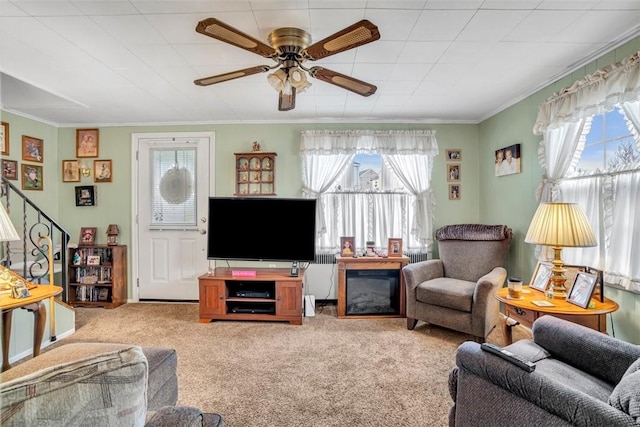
552;287;568;299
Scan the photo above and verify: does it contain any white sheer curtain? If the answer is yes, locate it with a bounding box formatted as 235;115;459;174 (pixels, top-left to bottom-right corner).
533;50;640;292
300;129;438;254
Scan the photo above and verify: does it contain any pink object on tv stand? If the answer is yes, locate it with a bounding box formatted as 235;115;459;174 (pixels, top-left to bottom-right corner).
232;270;257;277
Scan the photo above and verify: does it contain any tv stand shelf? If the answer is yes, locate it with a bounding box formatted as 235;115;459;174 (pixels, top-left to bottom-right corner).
198;268;304;325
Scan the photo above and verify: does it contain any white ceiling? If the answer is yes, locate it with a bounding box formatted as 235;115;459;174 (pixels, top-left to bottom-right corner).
1;0;639;127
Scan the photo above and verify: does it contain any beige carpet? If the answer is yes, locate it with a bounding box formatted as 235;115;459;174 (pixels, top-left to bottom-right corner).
51;303;529;427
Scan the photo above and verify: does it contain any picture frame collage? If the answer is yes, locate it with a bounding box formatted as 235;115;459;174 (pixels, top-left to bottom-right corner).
446;149;461;200
529;261;604;307
1;124;113;201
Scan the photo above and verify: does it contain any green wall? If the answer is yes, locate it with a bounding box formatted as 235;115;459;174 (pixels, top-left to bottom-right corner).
2;36;639;344
478;37;640;344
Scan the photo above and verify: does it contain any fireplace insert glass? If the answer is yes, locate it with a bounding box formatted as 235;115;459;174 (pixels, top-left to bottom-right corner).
345;269;400;316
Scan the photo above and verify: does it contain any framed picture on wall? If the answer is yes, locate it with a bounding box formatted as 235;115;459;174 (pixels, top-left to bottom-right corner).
75;185;96;207
1;121;9;155
448;184;460;200
76;128;99;158
2;159;18;180
22;135;43;163
21;164;43;191
495;143;521;176
447;164;460;181
94;159;112;183
446;149;461;161
62;159;80;182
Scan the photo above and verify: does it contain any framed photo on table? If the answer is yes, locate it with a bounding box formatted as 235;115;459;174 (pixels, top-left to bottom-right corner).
567;272;597;308
529;262;552;291
387;238;402;257
340;237;355;257
79;227;97;246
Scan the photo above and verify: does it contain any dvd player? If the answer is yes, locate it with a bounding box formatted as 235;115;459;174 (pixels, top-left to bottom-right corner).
230;307;275;314
235;290;271;298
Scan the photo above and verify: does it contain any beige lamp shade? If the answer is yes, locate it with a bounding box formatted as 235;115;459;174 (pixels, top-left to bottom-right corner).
0;204;20;242
524;202;597;248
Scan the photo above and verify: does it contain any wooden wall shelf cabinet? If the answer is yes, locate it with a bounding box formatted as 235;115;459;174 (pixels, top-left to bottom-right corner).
198;268;303;325
234;152;276;196
68;245;127;309
336;256;409;319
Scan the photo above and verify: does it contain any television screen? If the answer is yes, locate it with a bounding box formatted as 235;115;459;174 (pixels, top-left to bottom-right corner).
207;197;317;262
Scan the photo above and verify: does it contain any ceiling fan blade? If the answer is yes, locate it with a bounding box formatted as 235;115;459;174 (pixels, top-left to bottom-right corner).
308;67;377;96
302;20;380;60
194;66;271;86
196;18;276;58
279;88;296;111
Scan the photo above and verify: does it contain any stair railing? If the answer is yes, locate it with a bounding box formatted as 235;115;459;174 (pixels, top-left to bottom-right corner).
1;176;70;301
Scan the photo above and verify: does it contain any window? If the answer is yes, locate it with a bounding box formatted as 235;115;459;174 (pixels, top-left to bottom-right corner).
575;109;640;173
561;107;640;291
300;130;439;257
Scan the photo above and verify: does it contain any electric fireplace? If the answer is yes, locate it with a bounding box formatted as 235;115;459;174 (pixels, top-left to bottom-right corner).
345;269;400;315
336;256;409;318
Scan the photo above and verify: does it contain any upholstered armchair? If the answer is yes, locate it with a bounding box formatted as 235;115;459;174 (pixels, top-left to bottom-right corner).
449;315;640;426
402;224;512;341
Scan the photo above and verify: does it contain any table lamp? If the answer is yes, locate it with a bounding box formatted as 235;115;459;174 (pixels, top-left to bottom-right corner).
0;203;21;291
524;202;597;298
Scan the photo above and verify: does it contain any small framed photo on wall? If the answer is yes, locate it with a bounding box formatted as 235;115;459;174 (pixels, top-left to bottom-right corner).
94;159;112;183
22;135;43;163
79;227;97;246
76;128;99;158
2;159;18;180
340;236;355;257
1;121;9;155
75;185;96;207
447;164;460;181
495;143;521;176
21;164;43;191
446;149;461;161
387;238;403;257
62;159;80;182
448;184;460;200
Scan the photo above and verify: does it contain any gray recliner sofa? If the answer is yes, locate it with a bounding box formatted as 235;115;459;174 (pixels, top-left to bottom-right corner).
1;342;224;426
449;315;640;426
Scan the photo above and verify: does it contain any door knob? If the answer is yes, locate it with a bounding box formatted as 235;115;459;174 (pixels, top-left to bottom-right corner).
199;229;207;235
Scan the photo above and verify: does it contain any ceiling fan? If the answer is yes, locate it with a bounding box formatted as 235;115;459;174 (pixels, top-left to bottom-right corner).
194;18;380;111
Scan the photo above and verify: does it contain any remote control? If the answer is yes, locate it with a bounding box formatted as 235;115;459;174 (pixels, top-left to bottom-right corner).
480;342;536;372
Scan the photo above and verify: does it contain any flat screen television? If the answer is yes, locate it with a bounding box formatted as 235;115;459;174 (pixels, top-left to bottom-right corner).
207;197;317;262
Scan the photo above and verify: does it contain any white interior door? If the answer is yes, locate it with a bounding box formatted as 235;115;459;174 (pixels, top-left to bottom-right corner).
133;132;213;300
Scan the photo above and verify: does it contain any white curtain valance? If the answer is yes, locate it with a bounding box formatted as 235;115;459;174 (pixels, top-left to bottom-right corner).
300;129;438;155
533;50;640;135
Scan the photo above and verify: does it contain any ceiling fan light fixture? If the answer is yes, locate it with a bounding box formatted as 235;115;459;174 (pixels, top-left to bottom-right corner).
267;69;287;91
289;68;311;93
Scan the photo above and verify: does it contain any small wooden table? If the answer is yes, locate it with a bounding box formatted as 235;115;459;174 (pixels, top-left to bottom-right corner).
495;286;619;345
1;285;63;371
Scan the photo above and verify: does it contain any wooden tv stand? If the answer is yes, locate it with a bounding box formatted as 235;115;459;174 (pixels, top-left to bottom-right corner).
198;268;304;325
